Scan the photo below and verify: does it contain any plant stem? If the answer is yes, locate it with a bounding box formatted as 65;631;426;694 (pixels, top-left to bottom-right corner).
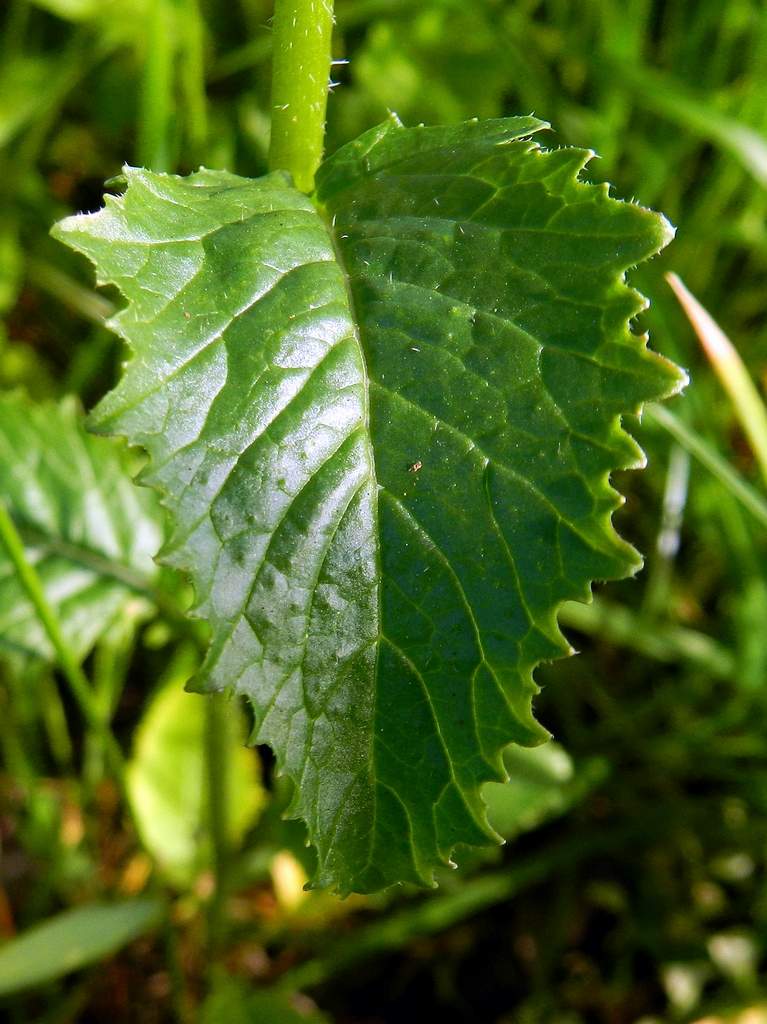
558;598;735;679
138;0;175;171
0;502;128;797
269;0;335;192
0;685;35;789
1;0;29;62
15;523;196;636
161;910;193;1024
204;692;231;954
27;257;115;325
40;673;74;771
179;0;209;163
84;623;136;793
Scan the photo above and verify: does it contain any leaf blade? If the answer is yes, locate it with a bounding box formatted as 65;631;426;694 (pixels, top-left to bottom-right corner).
0;394;163;661
127;645;265;887
53;117;685;893
0;898;163;995
317;117;685;887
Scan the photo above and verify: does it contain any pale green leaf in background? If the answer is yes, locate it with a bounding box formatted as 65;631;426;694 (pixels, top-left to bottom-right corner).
28;0;102;20
54;116;685;893
201;975;330;1024
0;394;163;662
483;743;608;841
0;57;50;148
127;644;265;887
0;898;163;996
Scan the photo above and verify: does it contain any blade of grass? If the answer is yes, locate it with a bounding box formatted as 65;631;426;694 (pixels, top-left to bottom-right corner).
646;405;767;531
40;672;74;771
642;442;690;618
27;257;115;325
559;598;735;679
209;35;271;82
138;0;175;171
609;60;767;188
667;272;767;486
178;0;209;163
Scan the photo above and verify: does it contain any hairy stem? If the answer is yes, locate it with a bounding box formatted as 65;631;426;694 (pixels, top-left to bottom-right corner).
269;0;335;192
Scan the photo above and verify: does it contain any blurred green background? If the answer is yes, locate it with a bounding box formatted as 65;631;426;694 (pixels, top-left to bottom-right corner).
1;1;767;1022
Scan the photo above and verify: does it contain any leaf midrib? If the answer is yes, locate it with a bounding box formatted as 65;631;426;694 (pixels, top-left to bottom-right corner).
316;196;386;875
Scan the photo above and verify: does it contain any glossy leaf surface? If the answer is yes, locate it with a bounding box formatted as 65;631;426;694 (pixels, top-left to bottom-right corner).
53;116;684;893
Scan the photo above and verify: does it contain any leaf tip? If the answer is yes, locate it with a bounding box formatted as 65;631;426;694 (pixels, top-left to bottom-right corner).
657;211;677;251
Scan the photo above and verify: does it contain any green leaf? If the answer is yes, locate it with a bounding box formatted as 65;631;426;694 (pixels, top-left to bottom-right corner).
0;898;163;995
483;743;607;841
28;0;103;20
201;975;330;1024
127;644;265;887
53;116;685;893
0;57;51;148
0;394;163;662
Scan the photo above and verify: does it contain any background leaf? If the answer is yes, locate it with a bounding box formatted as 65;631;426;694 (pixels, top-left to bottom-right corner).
483;743;608;841
127;644;265;887
201;974;330;1024
0;57;50;148
0;393;163;662
0;898;163;996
